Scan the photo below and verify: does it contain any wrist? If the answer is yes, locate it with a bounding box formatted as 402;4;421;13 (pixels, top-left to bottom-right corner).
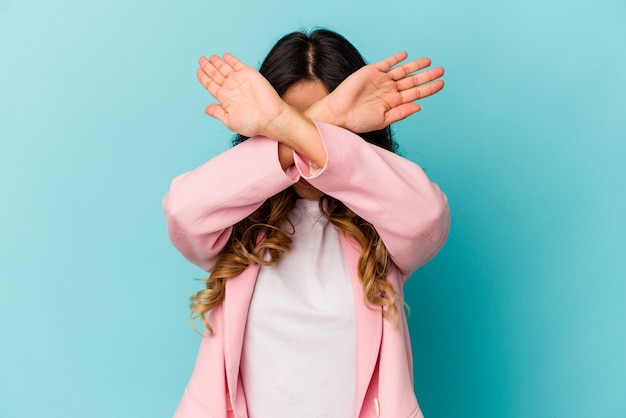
278;143;295;170
304;97;344;127
266;106;326;168
263;104;303;141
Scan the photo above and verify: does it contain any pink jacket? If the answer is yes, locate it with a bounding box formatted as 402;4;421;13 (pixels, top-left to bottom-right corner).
163;122;450;418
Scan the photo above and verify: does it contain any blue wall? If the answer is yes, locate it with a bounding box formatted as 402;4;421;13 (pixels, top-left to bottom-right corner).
1;0;625;416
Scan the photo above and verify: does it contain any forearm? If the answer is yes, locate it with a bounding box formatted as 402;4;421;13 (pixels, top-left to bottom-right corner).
264;106;326;168
303;97;342;129
274;97;341;170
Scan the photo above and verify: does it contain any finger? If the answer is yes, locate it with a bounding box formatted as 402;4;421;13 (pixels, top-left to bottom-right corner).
196;67;220;97
198;55;210;68
388;57;432;81
196;67;210;88
396;66;444;91
198;56;226;85
209;54;234;78
223;53;247;72
385;103;422;125
373;51;408;72
205;103;227;124
399;79;444;103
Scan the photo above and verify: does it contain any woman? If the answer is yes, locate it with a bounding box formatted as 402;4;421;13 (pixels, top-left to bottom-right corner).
164;29;449;418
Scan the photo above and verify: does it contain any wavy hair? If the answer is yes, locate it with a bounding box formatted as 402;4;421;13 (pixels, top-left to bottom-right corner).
191;29;400;334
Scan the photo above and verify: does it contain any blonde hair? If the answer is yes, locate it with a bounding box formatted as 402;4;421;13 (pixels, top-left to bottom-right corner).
190;188;399;335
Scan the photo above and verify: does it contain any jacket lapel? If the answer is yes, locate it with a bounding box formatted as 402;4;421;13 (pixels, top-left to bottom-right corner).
221;235;382;416
340;234;383;415
223;264;260;403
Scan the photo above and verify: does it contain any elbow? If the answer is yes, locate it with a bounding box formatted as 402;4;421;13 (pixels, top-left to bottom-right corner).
432;197;451;248
162;174;190;220
162;185;202;260
416;187;450;249
162;174;204;235
162;188;230;273
407;195;450;271
429;190;450;248
162;190;188;246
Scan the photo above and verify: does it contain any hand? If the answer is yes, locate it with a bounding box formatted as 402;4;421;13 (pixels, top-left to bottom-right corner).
307;52;444;133
196;53;290;138
197;53;326;167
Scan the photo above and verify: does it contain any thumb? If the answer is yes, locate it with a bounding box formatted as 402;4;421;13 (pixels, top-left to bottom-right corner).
205;104;227;124
386;103;422;125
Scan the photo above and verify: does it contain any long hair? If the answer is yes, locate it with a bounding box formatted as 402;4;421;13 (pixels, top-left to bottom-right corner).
191;29;400;334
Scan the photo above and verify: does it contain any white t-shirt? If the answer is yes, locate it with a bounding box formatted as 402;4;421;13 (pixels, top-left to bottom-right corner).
241;198;356;418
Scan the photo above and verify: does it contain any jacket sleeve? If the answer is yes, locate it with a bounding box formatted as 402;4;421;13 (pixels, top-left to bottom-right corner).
162;136;299;272
163;122;449;275
293;122;450;275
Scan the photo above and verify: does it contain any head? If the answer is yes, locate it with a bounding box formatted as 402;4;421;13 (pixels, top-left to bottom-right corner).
234;29;396;152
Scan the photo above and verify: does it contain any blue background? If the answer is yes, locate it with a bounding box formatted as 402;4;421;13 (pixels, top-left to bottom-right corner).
1;0;625;417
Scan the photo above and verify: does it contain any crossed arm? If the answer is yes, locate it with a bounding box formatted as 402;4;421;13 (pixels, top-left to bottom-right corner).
195;51;444;168
165;51;448;273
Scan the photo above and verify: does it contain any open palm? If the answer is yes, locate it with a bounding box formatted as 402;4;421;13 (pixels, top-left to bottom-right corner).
323;52;444;133
196;54;287;138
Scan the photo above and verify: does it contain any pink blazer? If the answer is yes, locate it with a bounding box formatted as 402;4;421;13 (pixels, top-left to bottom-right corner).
163;122;450;418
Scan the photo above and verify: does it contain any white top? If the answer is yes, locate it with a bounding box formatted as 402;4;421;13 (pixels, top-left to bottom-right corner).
241;198;356;418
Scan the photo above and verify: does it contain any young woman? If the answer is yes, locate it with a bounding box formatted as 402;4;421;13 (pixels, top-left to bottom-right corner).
163;29;449;418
